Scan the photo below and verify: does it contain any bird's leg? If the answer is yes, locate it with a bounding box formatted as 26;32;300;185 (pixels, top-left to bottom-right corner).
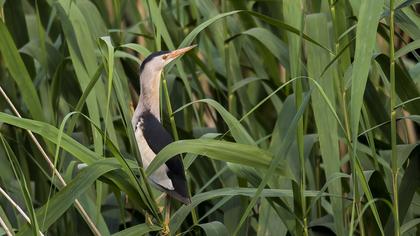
162;195;171;235
145;211;154;225
155;192;166;205
156;193;167;215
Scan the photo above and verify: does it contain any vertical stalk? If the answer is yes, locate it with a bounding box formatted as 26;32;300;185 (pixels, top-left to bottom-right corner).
296;75;308;236
162;78;198;225
330;1;352;231
162;79;179;140
389;0;399;235
295;8;308;236
0;5;3;20
348;178;357;236
295;73;307;235
0;86;102;236
357;194;366;236
0;215;12;236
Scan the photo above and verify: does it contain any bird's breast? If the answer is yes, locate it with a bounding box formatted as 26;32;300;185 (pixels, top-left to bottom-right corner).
134;123;175;190
135;122;156;169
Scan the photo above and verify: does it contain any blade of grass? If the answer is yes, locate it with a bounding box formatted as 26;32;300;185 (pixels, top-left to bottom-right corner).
111;224;161;236
306;13;344;236
18;159;120;235
0;20;43;121
173;99;255;145
0;135;40;236
170;187;329;232
349;0;385;234
233;92;311;235
284;1;307;234
0;87;102;235
194;221;229;236
0;186;43;236
0;214;13;236
389;0;402;235
147;139;290;177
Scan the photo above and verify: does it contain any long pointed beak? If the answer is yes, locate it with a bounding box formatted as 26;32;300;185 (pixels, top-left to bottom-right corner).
167;45;197;60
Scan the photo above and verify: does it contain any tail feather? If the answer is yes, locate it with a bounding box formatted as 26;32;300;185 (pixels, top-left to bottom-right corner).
166;189;191;205
166;173;190;205
150;172;191;205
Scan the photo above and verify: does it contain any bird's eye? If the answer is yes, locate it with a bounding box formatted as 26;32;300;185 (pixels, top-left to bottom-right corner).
162;55;168;60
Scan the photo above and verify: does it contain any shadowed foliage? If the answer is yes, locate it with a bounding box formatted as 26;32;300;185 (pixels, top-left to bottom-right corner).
0;0;420;235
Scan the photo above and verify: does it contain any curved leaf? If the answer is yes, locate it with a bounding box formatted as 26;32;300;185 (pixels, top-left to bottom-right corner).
0;112;100;163
111;224;161;236
146;139;290;177
18;159;120;235
174;99;255;145
395;39;420;59
194;221;229;236
0;21;43;120
170;187;326;232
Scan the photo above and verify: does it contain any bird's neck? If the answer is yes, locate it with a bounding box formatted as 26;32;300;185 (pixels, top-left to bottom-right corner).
139;70;162;121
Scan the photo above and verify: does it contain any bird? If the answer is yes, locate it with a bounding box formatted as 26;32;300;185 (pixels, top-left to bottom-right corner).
131;45;196;205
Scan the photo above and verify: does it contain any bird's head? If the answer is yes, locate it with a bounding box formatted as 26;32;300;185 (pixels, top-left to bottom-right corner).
139;45;197;74
137;45;197;114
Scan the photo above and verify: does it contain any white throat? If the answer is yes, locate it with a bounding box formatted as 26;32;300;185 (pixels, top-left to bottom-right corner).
138;67;162;121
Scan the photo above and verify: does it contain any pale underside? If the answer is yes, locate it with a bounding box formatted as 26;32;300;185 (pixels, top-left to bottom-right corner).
135;122;175;190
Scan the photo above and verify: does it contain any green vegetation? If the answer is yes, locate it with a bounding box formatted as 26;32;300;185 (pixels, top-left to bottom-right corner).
0;0;419;235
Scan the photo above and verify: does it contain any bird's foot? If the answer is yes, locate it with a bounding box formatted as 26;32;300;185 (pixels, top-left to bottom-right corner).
162;195;171;235
156;193;166;214
145;212;154;226
155;193;166;203
161;223;170;236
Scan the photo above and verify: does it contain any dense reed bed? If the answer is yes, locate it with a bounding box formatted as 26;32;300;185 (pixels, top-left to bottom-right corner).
0;0;419;235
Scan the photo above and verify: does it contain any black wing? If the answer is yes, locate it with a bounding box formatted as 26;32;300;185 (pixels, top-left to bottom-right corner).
140;111;190;204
